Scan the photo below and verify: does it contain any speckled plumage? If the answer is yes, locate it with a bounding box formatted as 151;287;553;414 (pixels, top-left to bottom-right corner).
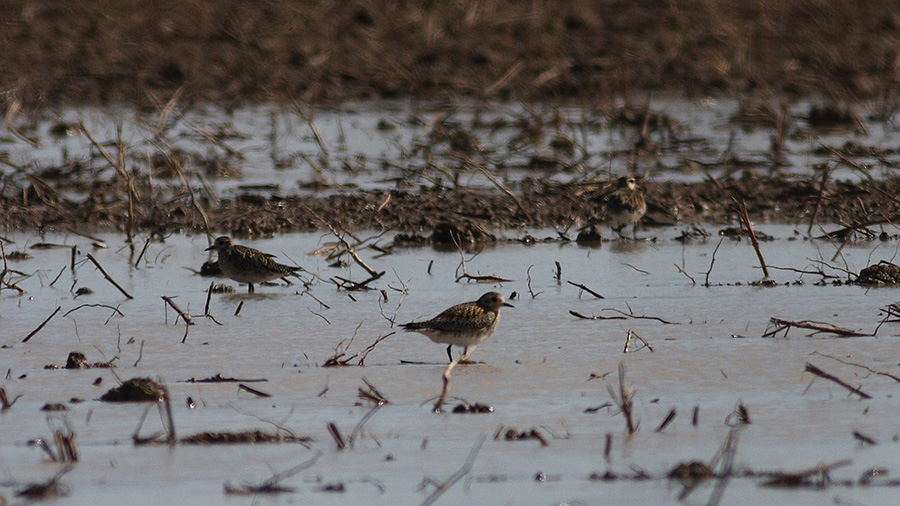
205;236;300;292
401;291;513;362
606;176;647;239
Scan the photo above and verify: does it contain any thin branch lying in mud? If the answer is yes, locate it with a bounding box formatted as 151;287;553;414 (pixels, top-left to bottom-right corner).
734;198;769;279
766;264;839;280
804;363;872;399
85;254;134;299
456;272;514;283
807;258;858;279
606;362;637;436
420;433;486;506
674;263;696;285
567;280;604;298
760;459;852;488
62;304;124;319
704;236;725;287
655;408;676;433
238;384;271;398
327;422;346;450
811;351;900;383
623;330;654;353
763;318;871;338
22;306;61;343
570;308;676;325
332;273;383;291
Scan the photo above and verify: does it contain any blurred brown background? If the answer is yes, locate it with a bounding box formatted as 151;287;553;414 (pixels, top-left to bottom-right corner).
2;0;899;106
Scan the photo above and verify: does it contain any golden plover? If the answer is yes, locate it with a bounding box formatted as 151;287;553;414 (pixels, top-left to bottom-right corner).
605;176;647;239
205;236;301;293
400;291;513;362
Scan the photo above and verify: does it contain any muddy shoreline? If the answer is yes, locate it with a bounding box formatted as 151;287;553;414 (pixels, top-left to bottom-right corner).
3;175;899;238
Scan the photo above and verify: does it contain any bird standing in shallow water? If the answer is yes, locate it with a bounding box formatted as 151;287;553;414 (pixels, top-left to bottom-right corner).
205;236;302;293
400;291;513;362
605;176;647;239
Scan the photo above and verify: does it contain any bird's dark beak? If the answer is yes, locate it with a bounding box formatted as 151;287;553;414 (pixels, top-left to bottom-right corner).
204;245;214;251
504;302;514;308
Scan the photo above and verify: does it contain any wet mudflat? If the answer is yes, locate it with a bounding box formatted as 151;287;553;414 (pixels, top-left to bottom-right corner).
2;226;900;505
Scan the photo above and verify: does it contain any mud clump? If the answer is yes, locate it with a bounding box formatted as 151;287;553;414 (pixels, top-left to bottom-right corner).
855;262;900;286
667;461;714;482
575;225;603;244
430;221;496;246
100;377;165;402
200;260;222;276
65;352;91;369
180;430;311;445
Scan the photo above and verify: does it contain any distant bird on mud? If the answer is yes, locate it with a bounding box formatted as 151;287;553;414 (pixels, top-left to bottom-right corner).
205;236;302;293
400;291;513;363
605;176;647;239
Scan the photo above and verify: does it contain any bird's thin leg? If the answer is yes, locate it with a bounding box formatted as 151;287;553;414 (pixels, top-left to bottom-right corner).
434;358;460;413
459;345;477;363
446;345;453;363
248;283;255;293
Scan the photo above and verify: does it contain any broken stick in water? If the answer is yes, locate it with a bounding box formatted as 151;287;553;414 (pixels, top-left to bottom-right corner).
86;253;134;299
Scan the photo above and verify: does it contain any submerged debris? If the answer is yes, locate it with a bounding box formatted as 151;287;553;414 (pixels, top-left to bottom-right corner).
452;402;494;414
100;377;165;402
180;430;311;445
667;461;714;483
855;262;900;285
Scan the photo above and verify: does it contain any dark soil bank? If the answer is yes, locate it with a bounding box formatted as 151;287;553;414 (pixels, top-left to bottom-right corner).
2;0;899;107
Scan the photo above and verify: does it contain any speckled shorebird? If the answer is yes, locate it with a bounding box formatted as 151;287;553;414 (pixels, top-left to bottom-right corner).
605;176;647;239
205;236;302;293
400;291;513;362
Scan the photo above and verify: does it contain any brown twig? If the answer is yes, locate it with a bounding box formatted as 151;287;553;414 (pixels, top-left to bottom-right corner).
327;422;346;450
804;363;872;399
763;318;870;338
567;280;604;298
623;330;654;353
85;254;134;299
811;351;900;383
704;236;725;287
655;408;677;432
23;306;61;343
238;384;272;398
734;197;769;279
162;296;193;343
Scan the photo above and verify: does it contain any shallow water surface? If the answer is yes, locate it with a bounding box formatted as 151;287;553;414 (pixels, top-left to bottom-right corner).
2;226;900;504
